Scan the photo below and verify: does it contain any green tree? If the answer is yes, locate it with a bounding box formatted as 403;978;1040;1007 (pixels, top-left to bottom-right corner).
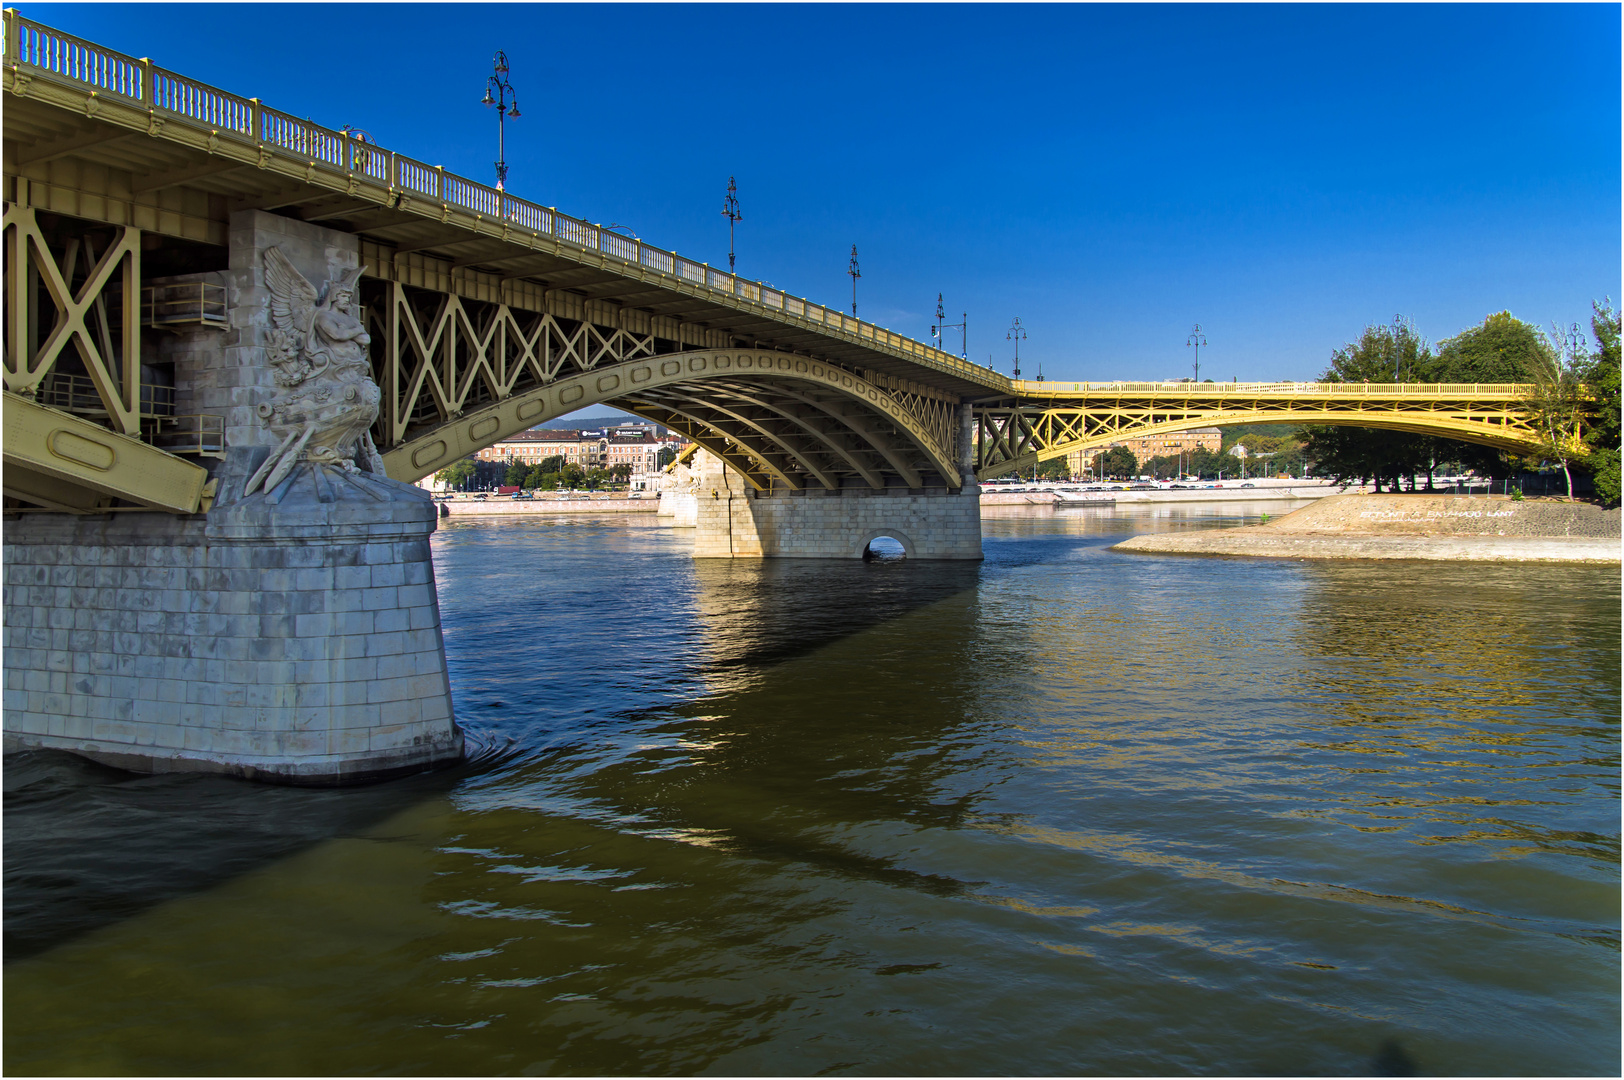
1298;317;1436;490
1583;299;1620;506
538;455;565;474
504;457;530;486
609;464;633;485
1035;457;1069;480
435;458;477;490
560;463;585;489
1521;324;1590;498
1100;446;1137;479
1435;310;1546;382
656;446;679;469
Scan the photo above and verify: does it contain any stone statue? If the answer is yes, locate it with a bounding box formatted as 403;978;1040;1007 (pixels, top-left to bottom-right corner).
245;247;387;495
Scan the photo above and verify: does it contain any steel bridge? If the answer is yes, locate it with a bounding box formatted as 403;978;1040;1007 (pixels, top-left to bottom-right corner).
1;11;1548;514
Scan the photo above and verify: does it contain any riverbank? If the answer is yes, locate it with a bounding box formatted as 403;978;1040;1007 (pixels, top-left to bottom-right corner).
1113;493;1621;563
978;479;1349;506
440;496;658;516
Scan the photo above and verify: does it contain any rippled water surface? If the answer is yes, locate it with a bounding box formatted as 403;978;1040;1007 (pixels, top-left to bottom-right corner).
5;503;1619;1075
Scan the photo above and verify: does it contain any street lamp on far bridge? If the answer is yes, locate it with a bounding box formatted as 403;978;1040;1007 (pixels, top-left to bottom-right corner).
1007;317;1027;380
1187;323;1207;383
481;52;521;190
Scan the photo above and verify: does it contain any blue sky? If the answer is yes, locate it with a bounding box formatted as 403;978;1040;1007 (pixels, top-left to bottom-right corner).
33;3;1621;382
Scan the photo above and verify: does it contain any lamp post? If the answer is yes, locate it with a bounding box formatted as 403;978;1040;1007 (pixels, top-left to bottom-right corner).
848;245;861;316
481;52;521;190
1007;317;1027;380
932;294;968;358
721;177;742;273
1187;323;1207;383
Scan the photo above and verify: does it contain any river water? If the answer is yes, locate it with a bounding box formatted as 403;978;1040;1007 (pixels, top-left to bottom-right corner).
5;502;1619;1076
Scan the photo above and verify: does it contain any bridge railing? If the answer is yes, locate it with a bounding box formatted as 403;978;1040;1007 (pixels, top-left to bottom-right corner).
1015;380;1533;397
3;10;1002;390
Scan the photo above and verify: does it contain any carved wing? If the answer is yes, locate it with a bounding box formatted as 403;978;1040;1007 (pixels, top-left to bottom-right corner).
264;246;318;334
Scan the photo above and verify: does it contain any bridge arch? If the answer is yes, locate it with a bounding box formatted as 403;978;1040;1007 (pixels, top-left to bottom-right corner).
379;349;963;490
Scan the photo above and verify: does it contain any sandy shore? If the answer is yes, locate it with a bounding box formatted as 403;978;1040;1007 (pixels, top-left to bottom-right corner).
1113;494;1621;563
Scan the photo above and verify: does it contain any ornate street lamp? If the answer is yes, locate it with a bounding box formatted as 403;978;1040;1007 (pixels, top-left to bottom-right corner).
481;51;521;190
721;177;742;273
848;245;861;316
1187;323;1207;382
1007;317;1027;380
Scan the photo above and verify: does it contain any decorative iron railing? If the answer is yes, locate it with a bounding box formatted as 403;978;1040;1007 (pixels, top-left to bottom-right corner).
1;11;1003;388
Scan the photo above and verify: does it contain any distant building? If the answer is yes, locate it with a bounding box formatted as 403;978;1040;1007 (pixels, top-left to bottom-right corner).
476;426;689;473
1065;427;1222;475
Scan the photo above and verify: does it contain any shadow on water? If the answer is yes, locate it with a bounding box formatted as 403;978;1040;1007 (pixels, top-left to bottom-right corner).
1;749;482;961
3;538;986;965
684;556;983;675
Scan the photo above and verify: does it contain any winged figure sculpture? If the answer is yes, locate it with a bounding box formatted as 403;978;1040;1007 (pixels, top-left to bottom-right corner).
244;247;387;495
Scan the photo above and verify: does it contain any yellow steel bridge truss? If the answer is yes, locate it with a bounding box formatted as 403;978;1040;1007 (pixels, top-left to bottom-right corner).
975;381;1550;480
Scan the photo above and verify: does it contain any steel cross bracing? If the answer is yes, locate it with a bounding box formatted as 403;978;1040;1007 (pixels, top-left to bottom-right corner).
975;381;1552;480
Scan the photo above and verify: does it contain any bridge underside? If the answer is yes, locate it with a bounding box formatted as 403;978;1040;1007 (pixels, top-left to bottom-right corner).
380;347;963;491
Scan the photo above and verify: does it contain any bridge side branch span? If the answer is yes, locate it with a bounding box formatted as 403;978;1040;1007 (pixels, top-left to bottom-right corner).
975;384;1546;479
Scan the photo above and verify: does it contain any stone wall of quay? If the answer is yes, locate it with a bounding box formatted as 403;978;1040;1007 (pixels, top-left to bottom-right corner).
440;497;658;517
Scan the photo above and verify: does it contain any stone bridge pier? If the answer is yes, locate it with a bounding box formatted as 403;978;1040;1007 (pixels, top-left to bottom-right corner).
689;429;983;561
3;212;463;783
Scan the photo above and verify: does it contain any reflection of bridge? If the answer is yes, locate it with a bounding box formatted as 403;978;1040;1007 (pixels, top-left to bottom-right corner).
0;12;1550;784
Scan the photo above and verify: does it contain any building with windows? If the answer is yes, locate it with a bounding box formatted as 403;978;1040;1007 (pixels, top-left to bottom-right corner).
1065;427;1222;475
476;425;689;474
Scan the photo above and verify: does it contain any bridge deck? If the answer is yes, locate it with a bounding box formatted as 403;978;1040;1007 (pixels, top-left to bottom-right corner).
1;11;999;400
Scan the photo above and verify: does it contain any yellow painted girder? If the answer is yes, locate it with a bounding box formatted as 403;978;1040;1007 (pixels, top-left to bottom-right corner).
974;387;1549;479
3;392;211;513
379;349;962;488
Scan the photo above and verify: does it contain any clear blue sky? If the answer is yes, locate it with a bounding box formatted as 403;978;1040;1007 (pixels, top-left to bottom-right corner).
33;3;1621;382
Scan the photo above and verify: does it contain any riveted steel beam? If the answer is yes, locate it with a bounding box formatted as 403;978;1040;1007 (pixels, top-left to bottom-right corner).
4;392;211;513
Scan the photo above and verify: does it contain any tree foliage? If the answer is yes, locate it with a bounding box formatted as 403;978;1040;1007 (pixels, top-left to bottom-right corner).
1100;446;1138;479
1435;311;1546;382
1034;457;1069;480
1583;300;1621;506
1522;323;1591;498
1299;313;1547;489
434;458;477;488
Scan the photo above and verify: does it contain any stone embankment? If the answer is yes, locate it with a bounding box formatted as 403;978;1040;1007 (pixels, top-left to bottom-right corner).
1114;494;1621;563
980;480;1354;506
439;496;659;517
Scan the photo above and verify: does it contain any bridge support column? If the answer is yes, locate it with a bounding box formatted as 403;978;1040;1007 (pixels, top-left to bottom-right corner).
2;211;462;783
690;451;983;560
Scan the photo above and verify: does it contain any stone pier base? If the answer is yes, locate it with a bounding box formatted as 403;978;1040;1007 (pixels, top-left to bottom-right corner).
691;452;982;559
2;470;462;783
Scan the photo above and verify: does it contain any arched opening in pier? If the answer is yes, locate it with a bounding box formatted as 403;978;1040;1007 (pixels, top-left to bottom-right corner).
860;532;911;562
